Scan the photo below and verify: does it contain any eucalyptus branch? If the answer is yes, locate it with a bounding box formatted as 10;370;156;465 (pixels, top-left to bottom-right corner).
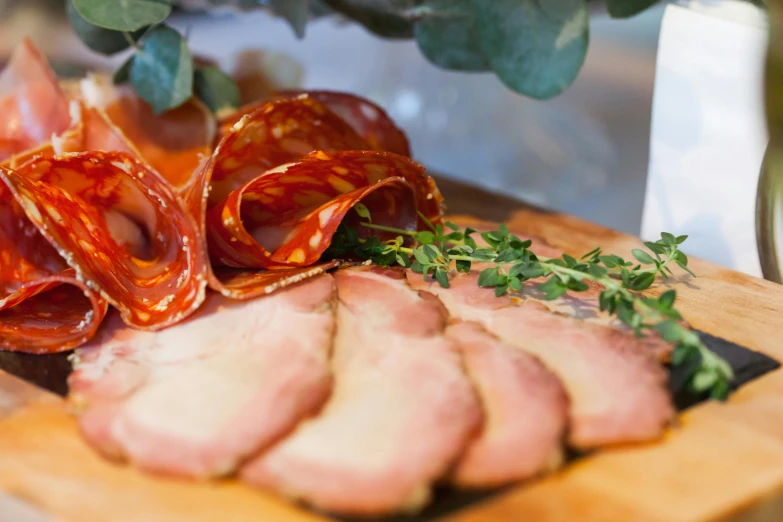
324;213;734;400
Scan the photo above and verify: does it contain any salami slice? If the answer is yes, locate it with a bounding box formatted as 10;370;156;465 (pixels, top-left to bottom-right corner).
0;185;106;353
205;150;436;269
220;91;411;158
206;97;371;207
211;262;339;299
79;74;215;192
1;152;208;330
0;38;70;162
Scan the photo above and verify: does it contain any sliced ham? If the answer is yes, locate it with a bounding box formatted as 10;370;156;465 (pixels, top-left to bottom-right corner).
408;271;673;449
242;267;482;516
68;274;336;478
446;322;568;487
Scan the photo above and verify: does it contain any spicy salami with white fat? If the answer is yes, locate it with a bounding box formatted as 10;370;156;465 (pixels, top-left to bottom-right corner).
1;152;208;330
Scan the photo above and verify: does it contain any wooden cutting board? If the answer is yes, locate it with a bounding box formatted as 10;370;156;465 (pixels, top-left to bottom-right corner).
3;178;783;522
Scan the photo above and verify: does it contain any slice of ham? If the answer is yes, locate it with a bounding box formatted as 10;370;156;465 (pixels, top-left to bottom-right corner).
408;271;674;449
0;38;70;162
446;322;568;488
69;274;336;477
242;267;482;516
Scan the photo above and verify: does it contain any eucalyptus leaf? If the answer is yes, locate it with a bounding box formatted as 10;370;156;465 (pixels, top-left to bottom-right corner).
67;0;145;54
470;0;589;99
414;0;489;71
270;0;310;38
605;0;658;19
195;66;241;113
72;0;172;32
113;55;134;84
130;25;193;114
324;0;415;38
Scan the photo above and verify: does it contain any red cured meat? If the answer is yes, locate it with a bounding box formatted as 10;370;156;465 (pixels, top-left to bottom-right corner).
242;267;482;516
220;91;411;158
1;152;208;330
69;274;336;477
0;183;106;353
206;155;420;269
204;97;371;207
0;38;70;163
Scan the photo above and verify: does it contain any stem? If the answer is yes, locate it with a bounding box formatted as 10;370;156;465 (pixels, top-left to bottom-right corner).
359;222;418;237
122;31;141;51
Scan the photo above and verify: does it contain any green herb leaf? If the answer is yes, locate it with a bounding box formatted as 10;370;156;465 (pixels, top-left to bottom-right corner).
676;260;696;277
538;277;567;300
632;249;655;265
478;267;506;288
72;0;171;32
416;231;435;245
445;221;460;231
412;248;430;265
194;66;241;113
629;271;655;290
130;25;193;114
658;289;676;309
661;232;677;247
435;268;450;288
455;259;471;273
644;241;666;255
675;234;689;244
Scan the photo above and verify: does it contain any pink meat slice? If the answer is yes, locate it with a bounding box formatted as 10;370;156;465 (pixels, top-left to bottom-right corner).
68;274;336;478
408;271;673;449
446;322;568;488
242;267;482;516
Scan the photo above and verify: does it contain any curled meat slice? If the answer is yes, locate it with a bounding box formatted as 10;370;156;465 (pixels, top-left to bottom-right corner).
0;185;106;353
206;150;437;270
203;96;370;207
219;91;411;158
1;152;208;330
0;38;70;162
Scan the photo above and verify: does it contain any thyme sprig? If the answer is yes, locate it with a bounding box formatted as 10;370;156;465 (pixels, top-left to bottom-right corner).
325;207;734;400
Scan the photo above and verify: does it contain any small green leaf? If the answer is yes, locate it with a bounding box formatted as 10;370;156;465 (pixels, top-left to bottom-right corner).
445;221;460;231
537;277;567;300
644;241;667;256
587;264;608;279
324;0;415;38
416;231;435;245
72;0;171;32
655;320;684;343
423;244;440;262
691;369;719;392
562;254;577;267
676;260;696;278
567;279;589;292
661;232;677;246
130;25;193;114
113;55;134;85
410;260;425;273
670;343;694;365
455;259;471;273
658;289;676;309
605;0;659;19
435;268;450;288
396;252;411;268
508;276;522;291
412;248;430;265
478;267;506;287
674;250;689;266
629;271;655;290
632;249;655;265
580;247;601;260
710;378;731;400
495;284;509;297
353;202;372;221
675;234;689;244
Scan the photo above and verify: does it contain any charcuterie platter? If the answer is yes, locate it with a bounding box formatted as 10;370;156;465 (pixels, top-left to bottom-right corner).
3;39;783;522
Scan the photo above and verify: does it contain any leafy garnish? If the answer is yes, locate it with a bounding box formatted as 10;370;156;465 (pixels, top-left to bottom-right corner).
325;208;734;400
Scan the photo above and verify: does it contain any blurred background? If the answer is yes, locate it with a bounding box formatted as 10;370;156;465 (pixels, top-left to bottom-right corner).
0;0;665;235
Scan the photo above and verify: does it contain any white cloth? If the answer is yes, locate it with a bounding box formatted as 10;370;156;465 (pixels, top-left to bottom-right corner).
641;1;768;277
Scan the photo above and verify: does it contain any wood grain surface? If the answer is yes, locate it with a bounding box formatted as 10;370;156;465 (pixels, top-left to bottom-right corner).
2;178;783;522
